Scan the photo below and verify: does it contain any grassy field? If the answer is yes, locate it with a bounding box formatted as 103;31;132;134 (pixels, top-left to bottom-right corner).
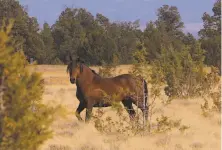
32;65;221;150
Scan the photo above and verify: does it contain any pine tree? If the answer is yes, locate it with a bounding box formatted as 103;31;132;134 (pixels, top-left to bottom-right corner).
40;22;57;64
0;20;56;150
153;42;207;98
198;0;221;73
130;41;150;79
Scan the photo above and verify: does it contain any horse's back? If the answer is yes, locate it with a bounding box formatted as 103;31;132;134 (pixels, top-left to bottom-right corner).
95;73;142;89
112;74;142;87
95;74;135;87
89;73;144;100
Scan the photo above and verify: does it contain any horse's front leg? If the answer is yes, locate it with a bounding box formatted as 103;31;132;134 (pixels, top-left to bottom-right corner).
75;86;86;121
85;100;95;123
75;101;85;121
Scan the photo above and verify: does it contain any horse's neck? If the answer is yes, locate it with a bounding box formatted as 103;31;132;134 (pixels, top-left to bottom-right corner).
77;66;95;89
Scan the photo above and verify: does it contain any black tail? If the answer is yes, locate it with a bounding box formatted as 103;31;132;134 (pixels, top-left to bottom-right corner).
143;79;148;121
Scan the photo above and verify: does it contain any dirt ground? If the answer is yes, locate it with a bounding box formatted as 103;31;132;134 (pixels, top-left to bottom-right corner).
31;65;221;150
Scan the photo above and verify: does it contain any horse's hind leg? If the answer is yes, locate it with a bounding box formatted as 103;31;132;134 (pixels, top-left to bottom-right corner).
133;101;148;122
75;101;86;121
122;99;136;120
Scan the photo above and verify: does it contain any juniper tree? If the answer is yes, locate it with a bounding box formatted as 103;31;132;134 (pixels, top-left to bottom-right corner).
0;20;56;150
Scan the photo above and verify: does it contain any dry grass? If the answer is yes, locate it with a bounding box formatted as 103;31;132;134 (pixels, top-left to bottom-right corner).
32;65;221;150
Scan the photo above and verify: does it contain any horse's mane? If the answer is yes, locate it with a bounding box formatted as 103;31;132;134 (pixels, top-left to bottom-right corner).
67;61;100;77
66;61;73;74
81;64;100;76
91;69;100;76
83;65;101;77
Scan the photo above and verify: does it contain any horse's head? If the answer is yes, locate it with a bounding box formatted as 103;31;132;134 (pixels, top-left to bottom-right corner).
67;56;84;84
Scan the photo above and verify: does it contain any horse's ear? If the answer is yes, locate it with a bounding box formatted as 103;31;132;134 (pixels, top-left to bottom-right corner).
76;57;84;64
80;64;83;73
69;55;73;61
69;52;73;62
80;59;85;64
76;57;80;63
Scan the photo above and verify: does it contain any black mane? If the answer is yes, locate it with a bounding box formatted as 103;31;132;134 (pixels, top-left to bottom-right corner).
91;69;101;77
67;61;100;77
66;61;74;74
91;69;98;75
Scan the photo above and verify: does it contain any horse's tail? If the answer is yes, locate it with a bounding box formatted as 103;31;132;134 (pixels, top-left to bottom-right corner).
143;79;148;122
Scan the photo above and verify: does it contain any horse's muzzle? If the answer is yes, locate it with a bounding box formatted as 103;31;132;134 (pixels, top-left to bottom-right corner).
70;78;76;84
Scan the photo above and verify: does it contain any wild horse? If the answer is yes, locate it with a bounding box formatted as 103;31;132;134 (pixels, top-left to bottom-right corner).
67;57;149;123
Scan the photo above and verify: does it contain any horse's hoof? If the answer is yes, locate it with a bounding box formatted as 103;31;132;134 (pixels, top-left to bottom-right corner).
85;120;91;123
79;119;84;122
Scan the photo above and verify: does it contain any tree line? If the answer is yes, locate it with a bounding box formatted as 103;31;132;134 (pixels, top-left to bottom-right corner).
0;0;220;72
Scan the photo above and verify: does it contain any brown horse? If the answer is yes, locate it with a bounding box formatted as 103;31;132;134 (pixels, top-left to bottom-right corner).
67;58;148;123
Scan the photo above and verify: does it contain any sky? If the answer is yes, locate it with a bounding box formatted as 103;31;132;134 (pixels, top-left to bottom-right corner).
19;0;215;37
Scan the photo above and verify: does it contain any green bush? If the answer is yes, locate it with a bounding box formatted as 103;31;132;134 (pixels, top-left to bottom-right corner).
130;42;150;79
0;20;57;150
151;42;210;98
